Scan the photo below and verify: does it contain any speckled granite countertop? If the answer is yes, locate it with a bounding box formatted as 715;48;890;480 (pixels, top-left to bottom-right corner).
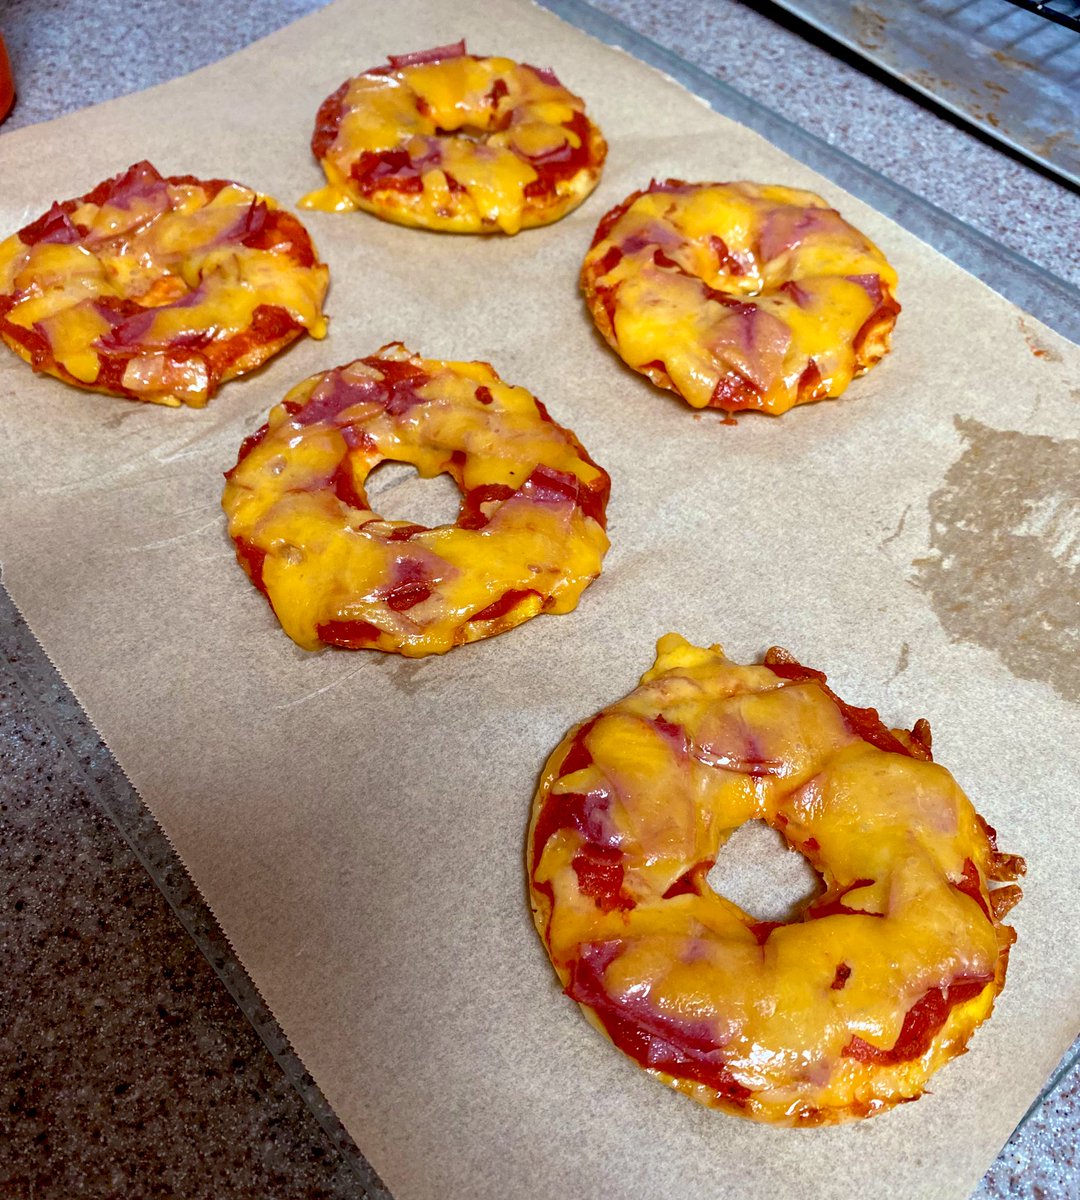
1;1;1076;1197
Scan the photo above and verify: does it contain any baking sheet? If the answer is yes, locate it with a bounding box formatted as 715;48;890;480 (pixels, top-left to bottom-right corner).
772;0;1080;187
0;1;1078;1197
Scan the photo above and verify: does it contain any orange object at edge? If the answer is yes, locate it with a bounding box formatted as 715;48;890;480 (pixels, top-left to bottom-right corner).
0;36;14;124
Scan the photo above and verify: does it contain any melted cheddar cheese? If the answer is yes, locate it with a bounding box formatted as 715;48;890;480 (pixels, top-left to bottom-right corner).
581;181;900;415
301;42;606;235
222;343;611;656
528;635;1023;1124
0;162;329;407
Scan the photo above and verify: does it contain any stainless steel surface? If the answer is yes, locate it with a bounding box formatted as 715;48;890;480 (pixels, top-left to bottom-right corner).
771;0;1080;185
1004;0;1080;34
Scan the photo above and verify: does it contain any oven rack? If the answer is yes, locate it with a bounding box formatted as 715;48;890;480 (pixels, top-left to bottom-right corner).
1003;0;1080;33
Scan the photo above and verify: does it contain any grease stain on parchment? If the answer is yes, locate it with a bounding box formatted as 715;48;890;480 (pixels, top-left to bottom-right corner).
913;418;1079;703
1018;316;1063;363
381;653;440;697
103;406;139;429
889;642;910;682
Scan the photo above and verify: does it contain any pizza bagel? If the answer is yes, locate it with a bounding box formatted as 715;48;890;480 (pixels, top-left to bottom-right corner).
301;41;606;234
528;634;1023;1123
222;343;611;656
0;161;328;407
581;180;900;416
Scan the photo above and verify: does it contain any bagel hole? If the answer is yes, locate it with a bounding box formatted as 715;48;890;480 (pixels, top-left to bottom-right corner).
365;461;462;530
707;821;820;923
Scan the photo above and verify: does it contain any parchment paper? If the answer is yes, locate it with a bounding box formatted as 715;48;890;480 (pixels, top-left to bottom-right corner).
1;2;1077;1197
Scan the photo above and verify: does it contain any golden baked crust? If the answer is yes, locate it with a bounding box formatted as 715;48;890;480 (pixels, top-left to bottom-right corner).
528;635;1023;1124
0;161;328;407
222;343;611;655
300;41;607;234
581;180;900;415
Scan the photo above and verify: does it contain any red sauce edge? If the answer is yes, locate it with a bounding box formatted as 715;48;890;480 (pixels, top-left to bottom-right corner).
234;539;269;597
225;421;272;479
806;878;879;921
749;921;783;945
842;976;992;1065
571;845;634;913
330;457;367;510
316;619;382;648
764;659;914;758
471;588;539;623
661;860;714;899
951;858;993;922
458;483;516;530
566;943;752;1103
530;719;600;869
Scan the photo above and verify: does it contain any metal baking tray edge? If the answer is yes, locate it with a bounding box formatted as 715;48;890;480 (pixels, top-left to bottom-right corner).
771;0;1080;188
